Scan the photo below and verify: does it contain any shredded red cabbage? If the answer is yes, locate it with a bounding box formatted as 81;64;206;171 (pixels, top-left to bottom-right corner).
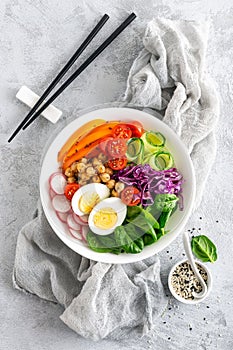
113;164;184;207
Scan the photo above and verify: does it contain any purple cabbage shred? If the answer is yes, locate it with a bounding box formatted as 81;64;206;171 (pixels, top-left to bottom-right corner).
113;164;184;207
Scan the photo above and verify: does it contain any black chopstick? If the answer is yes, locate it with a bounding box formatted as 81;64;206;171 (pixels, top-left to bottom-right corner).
8;14;109;143
22;12;136;131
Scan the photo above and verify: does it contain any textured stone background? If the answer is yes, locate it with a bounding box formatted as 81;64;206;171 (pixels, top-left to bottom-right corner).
0;0;233;349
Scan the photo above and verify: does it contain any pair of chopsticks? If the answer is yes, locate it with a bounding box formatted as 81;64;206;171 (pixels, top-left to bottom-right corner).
8;13;136;143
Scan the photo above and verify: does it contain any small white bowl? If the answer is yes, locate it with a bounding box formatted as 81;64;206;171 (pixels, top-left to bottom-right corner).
168;259;212;304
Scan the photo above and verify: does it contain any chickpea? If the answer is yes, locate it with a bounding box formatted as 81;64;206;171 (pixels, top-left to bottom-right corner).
105;167;113;175
80;157;88;164
92;157;102;167
96;164;105;174
79;179;87;186
80;172;89;181
76;162;86;173
86;166;96;176
71;162;78;172
111;189;119;197
115;182;125;193
106;179;115;189
100;173;110;183
98;153;107;162
92;175;101;183
65;167;73;177
67;177;76;183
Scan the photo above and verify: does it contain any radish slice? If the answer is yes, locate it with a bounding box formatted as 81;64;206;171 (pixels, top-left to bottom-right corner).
52;195;71;213
69;228;82;240
56;211;69;223
78;214;89;224
49;188;56;199
67;213;81;231
73;213;89;226
49;172;67;195
81;225;89;242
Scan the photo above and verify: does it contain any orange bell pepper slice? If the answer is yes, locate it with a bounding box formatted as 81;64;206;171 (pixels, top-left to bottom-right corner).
64;121;120;161
57;119;105;163
62;139;103;171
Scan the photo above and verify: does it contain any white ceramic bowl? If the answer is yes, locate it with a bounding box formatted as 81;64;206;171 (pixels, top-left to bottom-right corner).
168;259;212;304
40;107;196;264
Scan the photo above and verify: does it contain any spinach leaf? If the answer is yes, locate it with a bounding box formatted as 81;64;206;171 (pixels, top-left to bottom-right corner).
87;230;122;254
114;225;144;254
158;210;172;228
143;229;157;245
191;235;217;263
126;206;159;230
154;194;178;212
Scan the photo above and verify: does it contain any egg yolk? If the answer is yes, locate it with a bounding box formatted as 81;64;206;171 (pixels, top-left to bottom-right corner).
79;192;100;214
93;208;118;230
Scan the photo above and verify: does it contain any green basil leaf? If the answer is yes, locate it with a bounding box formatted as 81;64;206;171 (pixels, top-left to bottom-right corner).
191;235;217;263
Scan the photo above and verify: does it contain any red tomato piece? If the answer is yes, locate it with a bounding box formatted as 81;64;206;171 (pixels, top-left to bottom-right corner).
99;136;113;153
64;183;80;200
127;121;144;138
112;124;132;139
108;157;128;170
121;186;141;206
107;139;127;158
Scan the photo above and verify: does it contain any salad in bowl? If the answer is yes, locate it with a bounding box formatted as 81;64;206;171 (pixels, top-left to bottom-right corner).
40;107;195;263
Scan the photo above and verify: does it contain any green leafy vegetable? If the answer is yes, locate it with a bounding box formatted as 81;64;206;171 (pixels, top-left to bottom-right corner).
87;230;122;254
114;224;144;254
191;235;217;263
152;194;178;212
126;205;159;229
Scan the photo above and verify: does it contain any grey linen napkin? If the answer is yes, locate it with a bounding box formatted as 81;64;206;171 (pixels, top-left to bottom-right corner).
13;19;219;340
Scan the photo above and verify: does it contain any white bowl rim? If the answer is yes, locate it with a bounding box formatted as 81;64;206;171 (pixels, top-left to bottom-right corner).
168;258;213;304
40;107;196;264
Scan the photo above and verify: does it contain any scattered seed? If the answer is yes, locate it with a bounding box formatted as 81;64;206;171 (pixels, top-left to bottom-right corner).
206;306;210;308
216;220;219;223
163;321;166;324
168;337;171;340
200;217;202;220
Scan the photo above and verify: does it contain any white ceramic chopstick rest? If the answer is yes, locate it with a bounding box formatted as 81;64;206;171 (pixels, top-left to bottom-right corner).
16;86;62;124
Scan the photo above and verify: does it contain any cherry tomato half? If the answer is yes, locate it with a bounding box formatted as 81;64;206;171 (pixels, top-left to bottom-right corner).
64;183;80;201
108;157;128;170
107;138;127;158
127;121;144;138
112;124;132;139
121;186;141;206
99;136;113;153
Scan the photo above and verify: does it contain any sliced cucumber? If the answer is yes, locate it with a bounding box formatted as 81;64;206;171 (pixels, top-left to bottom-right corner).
142;131;166;153
126;138;144;163
149;151;174;170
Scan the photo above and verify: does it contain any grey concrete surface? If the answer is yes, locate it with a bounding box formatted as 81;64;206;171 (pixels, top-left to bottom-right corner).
1;0;233;349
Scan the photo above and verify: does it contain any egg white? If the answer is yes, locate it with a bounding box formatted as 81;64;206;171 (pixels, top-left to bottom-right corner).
88;197;127;235
71;183;110;216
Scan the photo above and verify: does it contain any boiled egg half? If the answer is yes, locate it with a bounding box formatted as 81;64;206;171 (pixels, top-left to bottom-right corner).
88;197;127;235
71;183;110;216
